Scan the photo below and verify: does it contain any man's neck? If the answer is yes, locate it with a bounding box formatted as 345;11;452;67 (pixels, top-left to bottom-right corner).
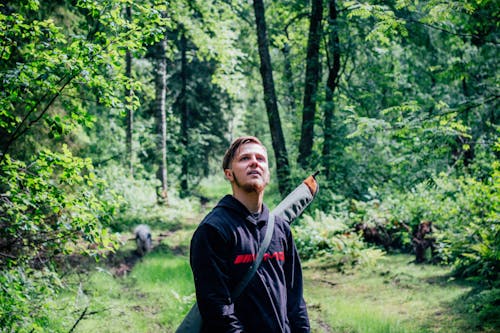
232;189;264;214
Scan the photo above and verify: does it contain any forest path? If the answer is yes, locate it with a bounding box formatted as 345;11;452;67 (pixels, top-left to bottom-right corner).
100;222;477;333
62;214;478;333
302;254;476;333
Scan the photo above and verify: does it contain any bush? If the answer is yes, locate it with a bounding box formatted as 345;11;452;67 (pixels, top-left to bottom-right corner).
442;163;499;284
385;163;499;284
293;210;385;271
0;267;63;332
97;164;202;233
457;286;500;331
0;147;120;331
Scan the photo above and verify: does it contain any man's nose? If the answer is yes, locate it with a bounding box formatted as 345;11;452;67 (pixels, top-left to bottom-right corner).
248;156;258;166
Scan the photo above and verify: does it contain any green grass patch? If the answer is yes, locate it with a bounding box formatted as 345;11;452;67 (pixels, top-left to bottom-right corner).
304;254;476;333
48;249;194;332
129;251;195;330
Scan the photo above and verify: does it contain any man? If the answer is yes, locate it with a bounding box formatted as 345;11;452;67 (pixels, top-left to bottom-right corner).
190;136;310;332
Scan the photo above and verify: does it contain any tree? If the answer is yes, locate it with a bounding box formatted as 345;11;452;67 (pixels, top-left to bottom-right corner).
166;24;232;192
322;0;342;182
179;29;190;197
253;0;291;195
298;0;323;169
153;34;169;204
0;1;168;329
125;5;134;176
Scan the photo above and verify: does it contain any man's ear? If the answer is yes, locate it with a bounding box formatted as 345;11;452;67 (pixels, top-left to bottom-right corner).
224;169;233;181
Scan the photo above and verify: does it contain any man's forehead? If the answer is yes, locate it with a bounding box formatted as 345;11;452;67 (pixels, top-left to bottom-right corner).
236;143;267;156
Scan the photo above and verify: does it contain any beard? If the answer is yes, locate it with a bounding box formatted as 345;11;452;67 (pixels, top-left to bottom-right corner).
233;173;267;193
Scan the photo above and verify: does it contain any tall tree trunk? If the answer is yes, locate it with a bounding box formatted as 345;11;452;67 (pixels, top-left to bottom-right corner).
154;35;168;205
323;0;341;181
298;0;323;169
125;5;133;176
282;42;296;113
253;0;291;195
179;30;189;198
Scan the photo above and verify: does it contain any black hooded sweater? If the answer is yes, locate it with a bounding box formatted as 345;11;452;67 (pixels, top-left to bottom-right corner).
190;195;310;333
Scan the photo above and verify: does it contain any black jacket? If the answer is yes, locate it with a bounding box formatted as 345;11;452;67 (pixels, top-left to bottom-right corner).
190;195;310;333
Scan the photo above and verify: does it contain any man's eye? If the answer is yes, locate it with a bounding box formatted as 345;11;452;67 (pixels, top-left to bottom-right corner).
256;155;266;161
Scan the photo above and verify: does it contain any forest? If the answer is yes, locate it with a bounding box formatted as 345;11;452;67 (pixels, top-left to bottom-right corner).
0;0;498;332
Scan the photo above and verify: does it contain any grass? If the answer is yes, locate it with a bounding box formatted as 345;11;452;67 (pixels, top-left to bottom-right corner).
51;249;195;333
46;223;489;333
130;252;195;327
304;255;476;333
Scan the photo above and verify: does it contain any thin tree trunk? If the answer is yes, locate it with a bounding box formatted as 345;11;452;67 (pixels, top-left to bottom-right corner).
179;30;189;198
323;0;341;181
298;0;323;168
125;6;133;176
253;0;291;195
154;35;168;205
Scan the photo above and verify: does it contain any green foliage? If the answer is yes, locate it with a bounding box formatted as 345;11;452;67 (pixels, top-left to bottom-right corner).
166;44;231;187
457;287;500;331
384;163;499;284
0;266;64;332
346;1;409;45
293;210;385;271
316;0;499;203
95;163;202;233
0;0;168;161
0;146;120;331
0;146;119;268
441;165;499;283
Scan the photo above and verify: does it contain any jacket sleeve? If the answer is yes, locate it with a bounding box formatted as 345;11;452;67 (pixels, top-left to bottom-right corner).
190;223;245;333
284;227;311;332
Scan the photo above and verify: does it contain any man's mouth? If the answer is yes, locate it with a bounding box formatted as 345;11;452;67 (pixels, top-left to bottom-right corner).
248;170;261;176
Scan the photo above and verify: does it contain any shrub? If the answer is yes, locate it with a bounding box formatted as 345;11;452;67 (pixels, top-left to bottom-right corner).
97;164;202;233
293;210;384;271
0;147;120;331
0;267;63;332
457;286;500;331
441;163;499;284
388;164;499;284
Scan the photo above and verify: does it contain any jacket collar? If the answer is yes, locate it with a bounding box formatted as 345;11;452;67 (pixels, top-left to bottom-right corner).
218;194;269;226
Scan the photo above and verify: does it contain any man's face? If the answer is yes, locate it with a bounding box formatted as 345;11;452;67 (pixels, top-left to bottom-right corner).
224;143;270;193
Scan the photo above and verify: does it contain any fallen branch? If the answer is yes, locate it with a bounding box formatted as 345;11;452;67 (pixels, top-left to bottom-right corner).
68;306;88;333
68;306;112;332
318;278;338;287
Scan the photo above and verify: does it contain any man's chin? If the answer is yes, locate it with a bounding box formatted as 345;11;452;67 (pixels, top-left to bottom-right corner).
241;182;266;193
